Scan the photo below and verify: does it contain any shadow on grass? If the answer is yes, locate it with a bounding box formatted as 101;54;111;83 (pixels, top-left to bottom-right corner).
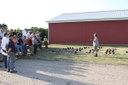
22;47;85;62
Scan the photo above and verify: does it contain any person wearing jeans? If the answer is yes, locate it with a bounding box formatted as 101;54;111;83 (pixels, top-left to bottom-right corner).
93;33;99;57
16;44;23;53
1;32;9;68
7;52;15;73
32;35;38;54
7;35;17;73
17;37;24;54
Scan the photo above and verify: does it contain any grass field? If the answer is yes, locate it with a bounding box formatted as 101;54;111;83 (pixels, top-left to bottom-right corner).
23;44;128;65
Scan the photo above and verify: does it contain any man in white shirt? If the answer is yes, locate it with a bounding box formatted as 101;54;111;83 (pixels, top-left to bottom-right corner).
22;29;27;39
1;32;9;68
93;33;99;57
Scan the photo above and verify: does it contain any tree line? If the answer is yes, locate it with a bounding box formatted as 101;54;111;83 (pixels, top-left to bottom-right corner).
15;27;48;40
31;27;48;40
0;24;48;40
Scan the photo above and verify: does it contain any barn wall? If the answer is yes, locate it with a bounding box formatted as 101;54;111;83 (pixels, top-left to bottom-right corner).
49;20;128;44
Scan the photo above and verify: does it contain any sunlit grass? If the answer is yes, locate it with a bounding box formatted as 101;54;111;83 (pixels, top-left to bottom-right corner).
23;44;128;65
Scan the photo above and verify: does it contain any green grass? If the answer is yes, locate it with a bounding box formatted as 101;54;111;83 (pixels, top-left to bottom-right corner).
23;44;128;65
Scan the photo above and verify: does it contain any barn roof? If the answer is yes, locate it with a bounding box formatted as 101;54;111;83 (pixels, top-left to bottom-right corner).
47;9;128;23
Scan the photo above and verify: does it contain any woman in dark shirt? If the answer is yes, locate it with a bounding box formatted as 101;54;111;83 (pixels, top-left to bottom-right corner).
7;35;17;73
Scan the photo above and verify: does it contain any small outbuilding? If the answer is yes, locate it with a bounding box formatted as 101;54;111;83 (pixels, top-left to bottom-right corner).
47;9;128;44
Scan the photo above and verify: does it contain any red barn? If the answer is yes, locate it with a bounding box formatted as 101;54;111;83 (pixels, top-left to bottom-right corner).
47;10;128;44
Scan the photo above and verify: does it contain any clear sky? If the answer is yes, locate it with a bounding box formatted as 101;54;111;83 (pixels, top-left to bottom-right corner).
0;0;128;29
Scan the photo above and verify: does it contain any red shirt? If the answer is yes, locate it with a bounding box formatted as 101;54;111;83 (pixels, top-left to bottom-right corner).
27;38;32;46
13;37;18;44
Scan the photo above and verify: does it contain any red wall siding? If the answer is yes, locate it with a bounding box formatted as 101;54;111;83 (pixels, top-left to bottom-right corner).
49;20;128;44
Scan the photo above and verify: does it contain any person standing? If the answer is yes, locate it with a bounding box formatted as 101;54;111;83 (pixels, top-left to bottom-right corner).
0;36;2;67
32;35;38;54
22;29;27;39
7;35;17;73
1;32;9;68
22;36;27;55
0;29;4;38
27;36;33;55
43;36;48;48
93;33;99;57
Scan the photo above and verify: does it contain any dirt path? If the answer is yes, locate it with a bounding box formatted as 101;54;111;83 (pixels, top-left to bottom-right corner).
0;59;128;85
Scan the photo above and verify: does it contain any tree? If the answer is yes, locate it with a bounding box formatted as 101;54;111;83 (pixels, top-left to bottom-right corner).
30;27;48;40
0;23;8;30
16;28;21;33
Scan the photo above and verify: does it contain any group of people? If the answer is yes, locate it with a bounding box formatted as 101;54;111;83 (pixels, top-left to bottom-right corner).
0;29;48;73
0;28;99;73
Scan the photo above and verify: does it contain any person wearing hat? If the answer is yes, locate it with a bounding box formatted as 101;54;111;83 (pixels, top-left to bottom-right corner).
7;34;17;73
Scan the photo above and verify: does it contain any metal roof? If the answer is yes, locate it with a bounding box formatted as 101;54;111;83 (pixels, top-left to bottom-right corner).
47;9;128;23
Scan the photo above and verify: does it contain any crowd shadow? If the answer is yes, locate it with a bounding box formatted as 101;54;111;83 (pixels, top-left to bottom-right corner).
0;45;94;85
14;59;94;85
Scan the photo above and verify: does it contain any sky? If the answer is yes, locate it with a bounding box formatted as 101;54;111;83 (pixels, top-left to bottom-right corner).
0;0;128;29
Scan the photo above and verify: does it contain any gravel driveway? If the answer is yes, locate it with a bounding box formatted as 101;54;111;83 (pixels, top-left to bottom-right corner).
0;59;128;85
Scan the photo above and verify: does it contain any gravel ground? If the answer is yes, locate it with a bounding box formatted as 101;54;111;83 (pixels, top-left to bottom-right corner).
0;59;128;85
